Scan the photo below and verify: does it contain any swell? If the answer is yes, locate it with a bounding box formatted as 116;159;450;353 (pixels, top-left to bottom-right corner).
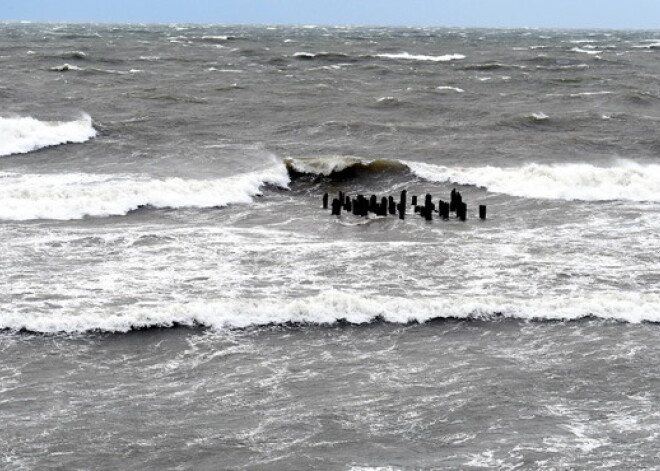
3;291;659;334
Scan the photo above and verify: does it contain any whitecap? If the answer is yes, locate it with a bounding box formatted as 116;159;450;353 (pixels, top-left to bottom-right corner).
375;52;465;62
0;113;96;157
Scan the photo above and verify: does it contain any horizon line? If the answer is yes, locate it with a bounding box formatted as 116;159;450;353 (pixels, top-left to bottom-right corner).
2;20;660;32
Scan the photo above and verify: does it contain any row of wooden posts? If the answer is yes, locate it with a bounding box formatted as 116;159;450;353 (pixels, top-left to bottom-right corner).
322;189;486;221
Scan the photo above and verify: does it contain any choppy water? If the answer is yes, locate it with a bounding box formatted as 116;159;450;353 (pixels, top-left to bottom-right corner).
2;23;660;469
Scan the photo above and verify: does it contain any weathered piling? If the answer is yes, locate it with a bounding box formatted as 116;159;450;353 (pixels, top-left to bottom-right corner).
369;195;378;213
398;190;407;219
322;193;329;209
458;202;467;221
388;196;396;215
331;198;341;216
345;197;352;212
479;205;487;220
411;195;418;206
380;197;388;216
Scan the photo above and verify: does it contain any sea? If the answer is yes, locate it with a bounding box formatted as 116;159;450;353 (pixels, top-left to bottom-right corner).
1;23;660;470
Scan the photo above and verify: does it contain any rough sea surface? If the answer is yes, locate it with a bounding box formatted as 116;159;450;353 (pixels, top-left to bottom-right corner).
2;23;660;469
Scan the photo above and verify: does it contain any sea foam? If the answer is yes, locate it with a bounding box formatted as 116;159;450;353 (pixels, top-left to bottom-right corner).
406;160;660;202
0;114;96;157
0;164;290;221
375;52;465;62
3;290;660;333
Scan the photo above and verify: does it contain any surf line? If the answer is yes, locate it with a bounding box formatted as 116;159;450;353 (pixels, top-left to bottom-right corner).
322;189;486;221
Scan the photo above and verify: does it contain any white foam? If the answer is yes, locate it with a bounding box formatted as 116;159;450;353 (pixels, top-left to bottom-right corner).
0;113;96;157
375;52;465;62
436;86;465;93
571;47;603;55
3;290;660;333
0;164;289;221
405;159;660;202
528;112;549;120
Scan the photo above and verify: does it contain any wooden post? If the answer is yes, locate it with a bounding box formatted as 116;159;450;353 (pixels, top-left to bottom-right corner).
380;197;388;216
411;195;418;206
388;196;396;215
479;205;487;220
398;190;407;219
369;195;377;213
458;202;467;221
331;198;341;216
322;193;329;209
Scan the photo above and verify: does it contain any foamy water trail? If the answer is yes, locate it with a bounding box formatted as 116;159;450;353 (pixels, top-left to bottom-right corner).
406;160;660;202
3;291;660;333
375;52;466;62
0;165;289;220
0;114;96;156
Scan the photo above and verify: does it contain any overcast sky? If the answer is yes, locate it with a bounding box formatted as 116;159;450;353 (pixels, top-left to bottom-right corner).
3;0;660;29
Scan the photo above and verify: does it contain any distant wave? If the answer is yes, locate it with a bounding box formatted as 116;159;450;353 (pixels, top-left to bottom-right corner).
571;47;603;55
373;52;465;62
293;51;465;63
4;290;660;333
0;165;289;221
406;160;660;202
50;64;141;74
0;114;96;157
293;51;354;61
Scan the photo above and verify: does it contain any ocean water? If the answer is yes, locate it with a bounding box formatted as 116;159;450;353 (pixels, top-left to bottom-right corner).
1;23;660;469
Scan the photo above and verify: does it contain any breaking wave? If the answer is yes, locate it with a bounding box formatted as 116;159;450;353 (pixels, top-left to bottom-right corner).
0;165;289;221
406;160;660;202
0;113;96;157
285;156;409;179
284;156;660;202
3;290;660;333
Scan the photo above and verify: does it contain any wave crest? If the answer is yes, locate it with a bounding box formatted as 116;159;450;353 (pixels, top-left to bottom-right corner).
285;156;409;179
4;291;660;333
0;114;96;157
0;165;290;221
406;160;660;202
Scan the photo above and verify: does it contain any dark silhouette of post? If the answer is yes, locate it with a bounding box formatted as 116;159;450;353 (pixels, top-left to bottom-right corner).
380;197;388;216
369;195;377;213
331;198;341;216
479;205;487;220
322;193;329;209
388;196;396;215
398;190;407;219
411;195;418;206
458;202;467;221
